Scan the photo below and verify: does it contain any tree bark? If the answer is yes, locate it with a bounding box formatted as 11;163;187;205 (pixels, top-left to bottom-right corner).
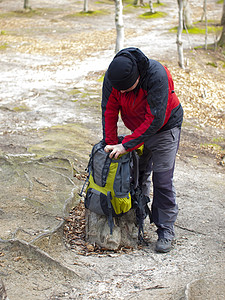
218;22;225;46
83;0;88;12
221;0;225;26
149;0;155;13
177;0;185;68
24;0;29;9
133;0;144;6
183;0;193;29
218;0;225;46
115;0;124;53
204;0;208;49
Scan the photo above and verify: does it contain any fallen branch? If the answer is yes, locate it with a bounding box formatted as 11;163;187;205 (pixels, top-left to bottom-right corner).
175;224;207;235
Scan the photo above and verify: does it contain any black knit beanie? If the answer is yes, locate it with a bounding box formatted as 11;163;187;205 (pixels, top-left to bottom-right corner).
107;55;139;91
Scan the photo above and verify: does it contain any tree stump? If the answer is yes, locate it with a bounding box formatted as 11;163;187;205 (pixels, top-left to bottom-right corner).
85;209;139;250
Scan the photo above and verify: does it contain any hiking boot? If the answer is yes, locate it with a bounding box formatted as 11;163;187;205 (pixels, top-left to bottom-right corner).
155;238;173;253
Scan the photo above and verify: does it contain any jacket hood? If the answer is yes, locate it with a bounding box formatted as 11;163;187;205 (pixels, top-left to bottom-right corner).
114;47;149;79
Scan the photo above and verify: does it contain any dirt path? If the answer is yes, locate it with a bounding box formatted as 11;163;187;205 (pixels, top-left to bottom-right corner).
0;0;224;299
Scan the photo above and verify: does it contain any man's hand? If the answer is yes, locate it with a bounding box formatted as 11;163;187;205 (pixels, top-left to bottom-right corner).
104;143;127;159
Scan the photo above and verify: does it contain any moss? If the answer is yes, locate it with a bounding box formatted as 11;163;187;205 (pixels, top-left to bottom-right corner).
207;62;218;68
0;30;6;35
65;9;109;18
98;75;105;82
95;0;114;4
143;2;166;9
0;43;8;50
67;88;82;96
28;123;93;161
216;0;223;4
212;137;224;143
139;11;167;19
13;104;30;112
170;24;222;35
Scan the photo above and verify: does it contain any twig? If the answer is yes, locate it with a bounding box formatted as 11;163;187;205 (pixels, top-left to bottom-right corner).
34;177;48;187
175;224;207;235
24;172;33;191
11;227;34;239
145;285;166;290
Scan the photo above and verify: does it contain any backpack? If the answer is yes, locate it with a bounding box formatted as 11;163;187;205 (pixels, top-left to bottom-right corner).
80;139;151;244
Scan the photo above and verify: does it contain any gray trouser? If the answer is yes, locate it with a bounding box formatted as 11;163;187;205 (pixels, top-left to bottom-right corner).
139;127;181;240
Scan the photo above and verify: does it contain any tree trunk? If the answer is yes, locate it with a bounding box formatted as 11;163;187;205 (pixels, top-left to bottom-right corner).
134;0;144;5
177;0;185;68
183;0;193;29
221;0;225;26
218;0;225;46
149;0;155;13
201;0;206;21
24;0;29;9
204;0;208;49
83;0;88;12
157;0;161;3
218;22;225;46
115;0;124;53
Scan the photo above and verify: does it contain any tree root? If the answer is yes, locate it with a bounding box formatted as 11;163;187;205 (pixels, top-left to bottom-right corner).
0;238;82;279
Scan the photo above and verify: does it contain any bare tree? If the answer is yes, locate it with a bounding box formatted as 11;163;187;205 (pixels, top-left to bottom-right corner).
149;0;155;13
115;0;124;53
24;0;29;9
183;0;193;29
203;0;208;49
221;0;225;26
177;0;184;68
133;0;145;6
83;0;88;12
201;0;206;21
218;0;225;46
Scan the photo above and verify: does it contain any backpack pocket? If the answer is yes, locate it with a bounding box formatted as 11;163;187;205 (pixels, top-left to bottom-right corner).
92;147;111;187
85;188;113;216
113;155;131;198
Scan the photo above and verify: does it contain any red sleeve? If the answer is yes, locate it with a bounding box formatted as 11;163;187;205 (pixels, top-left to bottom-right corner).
102;76;120;145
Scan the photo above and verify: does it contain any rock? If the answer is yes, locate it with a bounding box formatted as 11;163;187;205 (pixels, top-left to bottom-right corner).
85;209;139;250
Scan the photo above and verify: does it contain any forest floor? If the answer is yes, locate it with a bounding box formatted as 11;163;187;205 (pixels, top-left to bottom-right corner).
0;0;225;299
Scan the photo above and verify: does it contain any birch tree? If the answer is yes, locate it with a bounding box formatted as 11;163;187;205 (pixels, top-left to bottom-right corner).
183;0;193;28
24;0;29;9
201;0;206;21
177;0;184;68
133;0;144;6
203;0;208;49
218;0;225;46
221;0;225;26
149;0;155;13
115;0;124;53
83;0;88;12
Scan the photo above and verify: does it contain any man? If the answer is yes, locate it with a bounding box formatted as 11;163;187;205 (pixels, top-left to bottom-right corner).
101;47;183;253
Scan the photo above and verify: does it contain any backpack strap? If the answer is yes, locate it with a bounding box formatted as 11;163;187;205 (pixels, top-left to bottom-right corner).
106;191;114;234
137;194;152;245
79;175;89;197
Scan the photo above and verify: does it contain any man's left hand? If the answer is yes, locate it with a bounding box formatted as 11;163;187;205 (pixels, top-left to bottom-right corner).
104;143;127;159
